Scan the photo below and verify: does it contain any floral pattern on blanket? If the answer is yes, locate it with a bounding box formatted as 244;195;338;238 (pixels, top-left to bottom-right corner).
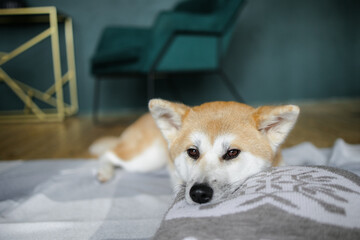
234;167;360;217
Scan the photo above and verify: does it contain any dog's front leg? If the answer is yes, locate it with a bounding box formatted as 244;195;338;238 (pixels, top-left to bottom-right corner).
97;154;115;183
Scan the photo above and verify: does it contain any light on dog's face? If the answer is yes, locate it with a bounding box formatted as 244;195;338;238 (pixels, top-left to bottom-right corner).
173;132;271;205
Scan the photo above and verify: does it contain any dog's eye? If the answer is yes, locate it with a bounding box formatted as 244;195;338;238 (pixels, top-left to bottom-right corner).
187;148;200;160
223;149;240;160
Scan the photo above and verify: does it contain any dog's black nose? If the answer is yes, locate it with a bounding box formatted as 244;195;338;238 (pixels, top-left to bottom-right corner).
190;184;213;204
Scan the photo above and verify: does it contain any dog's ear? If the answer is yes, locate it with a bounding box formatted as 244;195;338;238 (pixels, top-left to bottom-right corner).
149;99;190;142
253;105;300;150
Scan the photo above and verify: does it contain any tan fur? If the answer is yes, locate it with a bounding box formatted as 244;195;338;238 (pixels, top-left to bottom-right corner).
272;150;283;167
168;102;274;164
111;113;166;161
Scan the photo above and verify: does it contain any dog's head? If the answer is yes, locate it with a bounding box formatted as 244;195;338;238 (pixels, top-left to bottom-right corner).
149;99;299;204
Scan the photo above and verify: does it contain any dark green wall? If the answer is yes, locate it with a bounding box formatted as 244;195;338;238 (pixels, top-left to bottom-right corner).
1;0;359;114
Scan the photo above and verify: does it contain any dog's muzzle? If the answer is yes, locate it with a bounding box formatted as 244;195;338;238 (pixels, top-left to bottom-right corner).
190;183;213;204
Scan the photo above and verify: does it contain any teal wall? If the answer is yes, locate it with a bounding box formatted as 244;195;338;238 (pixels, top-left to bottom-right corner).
0;0;359;114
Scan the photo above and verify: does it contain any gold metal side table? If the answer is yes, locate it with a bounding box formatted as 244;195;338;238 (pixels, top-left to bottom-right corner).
0;6;78;123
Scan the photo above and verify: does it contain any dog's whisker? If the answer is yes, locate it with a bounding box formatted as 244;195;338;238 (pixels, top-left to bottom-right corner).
231;186;241;194
173;182;186;192
225;179;248;194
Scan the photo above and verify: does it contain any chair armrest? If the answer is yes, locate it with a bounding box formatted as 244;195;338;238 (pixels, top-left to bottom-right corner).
142;0;247;71
149;28;221;71
142;11;221;71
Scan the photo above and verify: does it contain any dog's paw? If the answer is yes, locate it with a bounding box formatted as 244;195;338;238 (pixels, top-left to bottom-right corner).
97;163;114;183
97;172;112;183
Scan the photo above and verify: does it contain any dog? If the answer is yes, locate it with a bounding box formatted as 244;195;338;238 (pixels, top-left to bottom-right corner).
90;99;300;204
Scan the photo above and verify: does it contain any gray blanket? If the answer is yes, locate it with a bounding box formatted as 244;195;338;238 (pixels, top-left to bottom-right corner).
0;139;359;240
154;166;360;240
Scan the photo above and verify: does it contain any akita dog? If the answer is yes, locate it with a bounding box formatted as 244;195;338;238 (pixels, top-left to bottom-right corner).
91;99;299;204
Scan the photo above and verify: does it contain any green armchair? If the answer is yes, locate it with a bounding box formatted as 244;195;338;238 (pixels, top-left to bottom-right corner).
91;0;246;122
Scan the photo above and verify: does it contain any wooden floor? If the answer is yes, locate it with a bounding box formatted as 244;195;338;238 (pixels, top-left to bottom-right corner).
0;99;359;160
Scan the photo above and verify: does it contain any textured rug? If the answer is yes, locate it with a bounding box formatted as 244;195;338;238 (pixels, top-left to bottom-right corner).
0;139;359;240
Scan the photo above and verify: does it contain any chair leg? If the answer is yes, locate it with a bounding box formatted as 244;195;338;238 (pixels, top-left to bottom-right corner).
147;72;155;101
93;77;101;124
218;69;245;103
